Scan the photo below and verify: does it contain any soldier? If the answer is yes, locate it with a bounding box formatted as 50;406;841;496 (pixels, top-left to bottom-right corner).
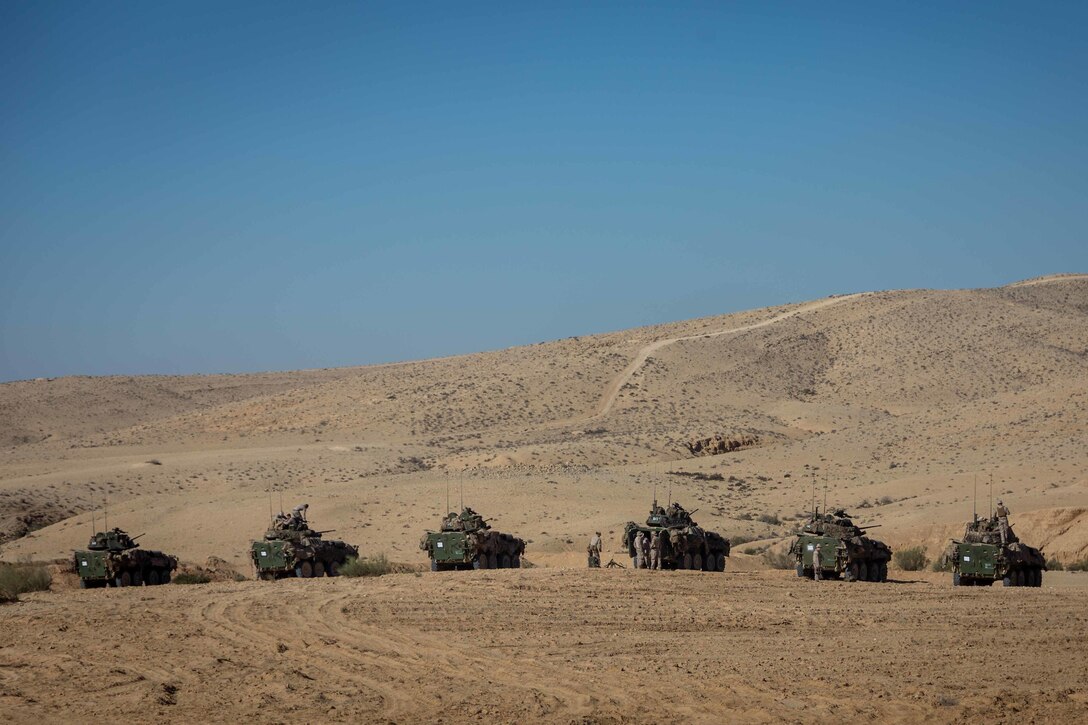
288;503;309;530
995;499;1011;543
587;532;603;568
640;531;651;569
650;530;662;570
812;544;823;581
634;531;646;569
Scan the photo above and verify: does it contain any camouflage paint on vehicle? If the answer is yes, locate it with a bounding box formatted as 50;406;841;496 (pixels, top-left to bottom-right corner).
73;528;178;588
251;511;359;580
945;514;1046;587
621;501;730;571
788;508;892;582
419;507;526;571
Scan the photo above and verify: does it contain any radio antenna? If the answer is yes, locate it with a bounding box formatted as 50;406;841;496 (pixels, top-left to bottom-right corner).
268;481;274;524
104;493;108;530
446;470;451;514
459;469;464;510
91;507;97;536
973;474;977;520
989;473;993;518
823;472;828;513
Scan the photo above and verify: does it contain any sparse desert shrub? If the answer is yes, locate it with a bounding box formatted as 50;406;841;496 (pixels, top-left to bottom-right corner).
1066;558;1088;572
735;513;753;521
877;496;895;506
931;557;953;573
173;572;212;585
1046;558;1064;571
730;534;757;546
0;562;53;602
743;544;769;555
762;549;794;570
857;499;872;508
757;513;781;526
894;546;929;571
339;553;392;578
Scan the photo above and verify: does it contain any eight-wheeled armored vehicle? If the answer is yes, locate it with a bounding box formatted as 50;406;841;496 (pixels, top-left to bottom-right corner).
945;514;1046;587
789;508;892;582
622;501;730;571
73;528;178;588
251;507;358;580
420;507;526;571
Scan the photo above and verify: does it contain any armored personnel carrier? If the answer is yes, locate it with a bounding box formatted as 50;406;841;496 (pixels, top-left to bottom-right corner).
946;514;1046;587
251;507;358;580
789;508;892;582
622;501;730;571
73;528;178;588
420;507;526;571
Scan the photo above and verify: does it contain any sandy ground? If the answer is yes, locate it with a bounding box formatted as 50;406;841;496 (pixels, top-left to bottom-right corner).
2;275;1088;722
2;569;1086;724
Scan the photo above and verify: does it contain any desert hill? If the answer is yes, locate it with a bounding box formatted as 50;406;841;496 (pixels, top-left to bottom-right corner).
2;275;1087;569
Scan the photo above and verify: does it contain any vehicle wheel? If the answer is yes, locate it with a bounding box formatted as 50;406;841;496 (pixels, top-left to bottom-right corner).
716;555;726;572
160;570;171;585
1035;569;1044;587
259;571;275;581
1002;576;1013;587
1014;570;1024;587
691;553;703;571
489;553;499;569
879;562;888;582
474;555;487;570
682;553;693;570
869;563;881;582
327;561;341;577
431;560;439;572
296;561;314;578
148;569;161;586
855;562;867;583
953;572;961;587
118;571;132;587
79;578;89;589
500;554;511;569
511;556;521;569
131;570;143;587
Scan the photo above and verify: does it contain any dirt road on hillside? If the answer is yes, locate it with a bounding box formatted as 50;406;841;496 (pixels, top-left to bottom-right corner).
2;569;1085;724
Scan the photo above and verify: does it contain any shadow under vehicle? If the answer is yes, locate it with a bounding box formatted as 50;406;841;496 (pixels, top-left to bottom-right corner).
945;515;1046;587
251;509;359;580
420;507;526;571
789;508;892;582
622;501;730;571
74;528;178;588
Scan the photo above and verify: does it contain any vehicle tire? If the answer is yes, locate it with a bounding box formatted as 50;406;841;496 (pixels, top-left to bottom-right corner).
500;554;512;569
511;556;521;569
327;561;341;577
953;572;961;587
489;553;499;569
79;578;89;589
131;570;143;587
1014;570;1024;587
682;553;693;570
692;553;703;571
313;561;326;578
869;563;881;582
148;569;161;586
161;570;171;585
430;560;439;572
856;562;868;583
1002;576;1013;587
474;555;488;570
716;555;726;573
1036;569;1044;587
259;571;275;581
296;561;314;578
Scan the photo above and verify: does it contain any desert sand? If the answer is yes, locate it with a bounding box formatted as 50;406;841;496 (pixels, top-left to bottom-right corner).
2;274;1087;722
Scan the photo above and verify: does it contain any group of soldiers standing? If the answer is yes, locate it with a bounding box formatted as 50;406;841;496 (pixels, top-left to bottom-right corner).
587;530;665;569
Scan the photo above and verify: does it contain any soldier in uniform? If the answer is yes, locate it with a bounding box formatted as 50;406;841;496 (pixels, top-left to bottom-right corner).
289;503;309;530
812;543;823;581
639;531;651;568
650;531;662;570
995;499;1011;543
587;532;603;568
634;531;646;569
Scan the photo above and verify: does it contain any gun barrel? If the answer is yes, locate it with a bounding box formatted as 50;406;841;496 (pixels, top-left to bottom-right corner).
132;533;146;540
860;524;881;530
316;529;336;534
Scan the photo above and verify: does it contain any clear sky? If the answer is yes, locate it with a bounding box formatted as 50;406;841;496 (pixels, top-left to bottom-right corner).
2;2;1086;382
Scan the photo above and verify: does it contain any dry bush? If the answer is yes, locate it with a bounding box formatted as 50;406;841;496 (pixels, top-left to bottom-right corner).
762;549;794;570
340;553;392;577
0;562;52;603
894;546;929;571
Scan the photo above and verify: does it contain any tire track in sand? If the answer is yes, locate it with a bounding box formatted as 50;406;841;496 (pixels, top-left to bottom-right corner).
589;294;864;420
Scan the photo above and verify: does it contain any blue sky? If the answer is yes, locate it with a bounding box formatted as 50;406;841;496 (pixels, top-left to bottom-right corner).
2;2;1086;381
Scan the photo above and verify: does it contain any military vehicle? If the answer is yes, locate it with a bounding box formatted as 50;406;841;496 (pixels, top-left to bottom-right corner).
621;501;730;571
946;514;1046;587
420;507;526;571
73;528;178;588
251;507;359;580
789;508;892;582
